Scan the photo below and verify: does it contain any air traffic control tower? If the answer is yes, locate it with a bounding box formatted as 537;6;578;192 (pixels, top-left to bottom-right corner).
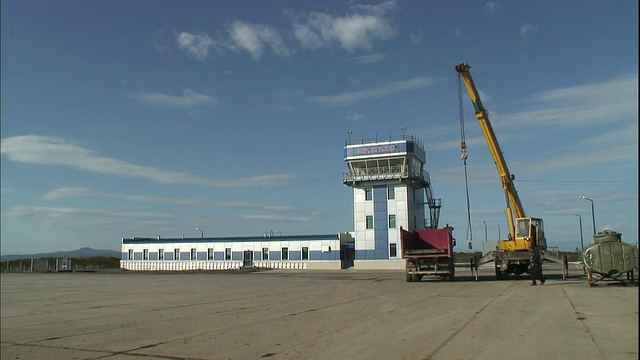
343;134;441;269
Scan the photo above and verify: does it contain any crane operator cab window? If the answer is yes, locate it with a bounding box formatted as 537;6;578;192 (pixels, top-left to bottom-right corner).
516;218;531;239
516;218;546;247
531;218;546;248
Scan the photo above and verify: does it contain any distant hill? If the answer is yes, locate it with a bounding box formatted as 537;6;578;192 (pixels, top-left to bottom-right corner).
0;247;120;262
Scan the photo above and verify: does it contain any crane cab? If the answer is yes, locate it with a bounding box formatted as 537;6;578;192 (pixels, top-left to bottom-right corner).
498;217;547;251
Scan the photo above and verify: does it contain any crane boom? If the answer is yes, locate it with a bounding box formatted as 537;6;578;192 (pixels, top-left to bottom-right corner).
455;62;546;252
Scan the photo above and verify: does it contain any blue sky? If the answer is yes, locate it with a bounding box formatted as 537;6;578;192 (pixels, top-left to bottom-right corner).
1;0;637;255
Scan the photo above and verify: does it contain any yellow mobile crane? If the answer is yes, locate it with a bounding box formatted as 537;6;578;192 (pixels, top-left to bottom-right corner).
455;62;562;279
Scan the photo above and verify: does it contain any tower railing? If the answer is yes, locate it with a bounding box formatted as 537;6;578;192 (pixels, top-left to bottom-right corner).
345;133;423;146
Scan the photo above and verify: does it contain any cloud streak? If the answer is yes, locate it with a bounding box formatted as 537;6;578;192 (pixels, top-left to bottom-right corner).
42;187;299;213
308;77;436;106
503;74;638;127
132;89;217;108
1;135;295;187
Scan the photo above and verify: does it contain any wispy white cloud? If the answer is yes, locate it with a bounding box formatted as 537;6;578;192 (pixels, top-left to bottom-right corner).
154;29;173;54
227;21;294;60
5;205;310;233
239;214;309;222
132;89;217;108
0;135;296;187
348;53;387;64
309;77;436;106
174;2;398;61
410;31;423;43
42;187;299;213
506;74;638;127
527;122;638;174
346;111;365;122
350;1;399;16
6;205;176;223
519;24;538;35
484;2;500;15
175;32;220;61
292;2;398;52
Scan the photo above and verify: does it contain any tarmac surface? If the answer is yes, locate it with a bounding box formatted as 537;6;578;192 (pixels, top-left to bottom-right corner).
1;264;638;360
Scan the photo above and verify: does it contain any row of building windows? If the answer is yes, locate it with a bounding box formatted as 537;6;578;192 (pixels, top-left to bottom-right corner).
364;214;397;229
364;186;396;201
131;247;310;261
364;186;421;202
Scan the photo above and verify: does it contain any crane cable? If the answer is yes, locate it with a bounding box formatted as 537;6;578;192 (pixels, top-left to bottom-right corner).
457;74;473;250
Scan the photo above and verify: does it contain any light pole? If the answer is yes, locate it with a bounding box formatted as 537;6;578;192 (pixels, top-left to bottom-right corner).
579;195;596;235
482;221;487;242
497;224;501;240
195;227;203;238
571;212;584;251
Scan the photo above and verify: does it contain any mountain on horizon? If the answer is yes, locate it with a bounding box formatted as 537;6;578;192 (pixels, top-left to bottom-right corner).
1;247;121;262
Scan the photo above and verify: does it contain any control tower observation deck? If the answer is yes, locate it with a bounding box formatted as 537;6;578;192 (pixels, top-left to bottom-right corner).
342;135;441;268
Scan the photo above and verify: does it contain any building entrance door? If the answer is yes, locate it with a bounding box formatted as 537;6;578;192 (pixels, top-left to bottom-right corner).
243;250;254;268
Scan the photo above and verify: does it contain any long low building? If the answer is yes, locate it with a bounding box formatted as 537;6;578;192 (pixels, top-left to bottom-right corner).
120;233;353;271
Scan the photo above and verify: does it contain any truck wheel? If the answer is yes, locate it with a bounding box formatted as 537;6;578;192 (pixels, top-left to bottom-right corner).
495;266;503;280
406;273;412;282
412;274;421;282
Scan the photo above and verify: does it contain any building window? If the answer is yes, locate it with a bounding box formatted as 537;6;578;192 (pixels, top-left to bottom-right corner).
282;247;289;261
390;243;397;257
262;247;269;260
225;248;231;260
302;247;309;260
190;248;196;260
389;214;396;228
207;248;213;260
174;249;180;261
128;249;133;260
143;249;149;260
158;249;164;261
388;186;395;200
365;188;373;201
366;215;374;229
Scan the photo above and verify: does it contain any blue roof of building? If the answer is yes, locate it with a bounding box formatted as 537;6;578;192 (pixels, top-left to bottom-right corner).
122;234;339;244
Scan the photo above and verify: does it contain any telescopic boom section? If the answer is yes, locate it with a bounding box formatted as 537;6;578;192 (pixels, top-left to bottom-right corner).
455;63;526;240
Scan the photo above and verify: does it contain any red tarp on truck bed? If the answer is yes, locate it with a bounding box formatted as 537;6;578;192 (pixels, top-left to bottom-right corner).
401;227;453;257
